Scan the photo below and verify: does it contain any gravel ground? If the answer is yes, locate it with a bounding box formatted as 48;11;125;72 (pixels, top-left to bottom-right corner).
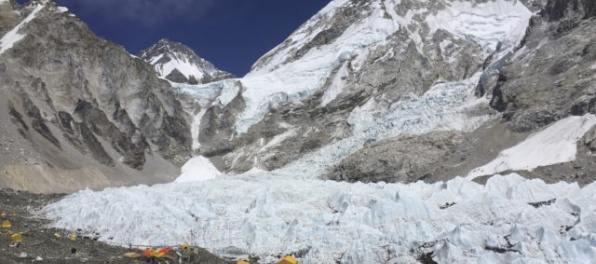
0;189;234;264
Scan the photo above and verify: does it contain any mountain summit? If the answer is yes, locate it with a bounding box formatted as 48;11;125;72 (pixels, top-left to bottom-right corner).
138;38;234;85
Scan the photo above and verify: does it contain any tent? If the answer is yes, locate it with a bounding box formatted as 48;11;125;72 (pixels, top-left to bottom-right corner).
277;255;298;264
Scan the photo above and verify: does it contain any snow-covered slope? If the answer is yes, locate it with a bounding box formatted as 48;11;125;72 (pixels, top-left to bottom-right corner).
227;0;531;133
181;0;532;175
138;38;233;85
468;115;596;179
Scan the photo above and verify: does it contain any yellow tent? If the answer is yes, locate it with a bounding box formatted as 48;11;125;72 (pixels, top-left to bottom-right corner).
1;220;11;229
237;261;251;264
10;233;22;243
124;252;142;258
277;255;298;264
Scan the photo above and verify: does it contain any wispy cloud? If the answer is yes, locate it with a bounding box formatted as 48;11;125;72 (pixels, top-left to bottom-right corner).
57;0;223;26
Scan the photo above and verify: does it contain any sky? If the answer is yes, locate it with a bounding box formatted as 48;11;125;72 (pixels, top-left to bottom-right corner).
17;0;331;77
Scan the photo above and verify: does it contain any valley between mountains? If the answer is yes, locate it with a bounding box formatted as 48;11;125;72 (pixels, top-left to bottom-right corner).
1;0;596;263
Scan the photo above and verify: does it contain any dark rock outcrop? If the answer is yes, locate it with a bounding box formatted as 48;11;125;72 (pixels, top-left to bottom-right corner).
324;132;463;183
487;0;596;132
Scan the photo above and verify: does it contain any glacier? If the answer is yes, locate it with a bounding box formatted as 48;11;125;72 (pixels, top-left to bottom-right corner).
43;173;596;264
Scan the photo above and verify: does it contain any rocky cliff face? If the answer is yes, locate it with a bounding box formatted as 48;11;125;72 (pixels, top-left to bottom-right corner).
331;0;596;185
487;0;596;132
0;0;192;193
138;38;234;85
466;0;596;185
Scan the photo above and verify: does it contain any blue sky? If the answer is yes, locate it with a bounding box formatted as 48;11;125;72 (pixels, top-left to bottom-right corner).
18;0;330;76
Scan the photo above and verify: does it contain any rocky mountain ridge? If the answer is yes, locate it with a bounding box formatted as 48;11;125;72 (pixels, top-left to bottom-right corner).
0;0;192;192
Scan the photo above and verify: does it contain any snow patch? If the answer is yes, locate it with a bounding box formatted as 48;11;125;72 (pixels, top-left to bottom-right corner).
174;156;221;183
216;81;240;107
0;3;45;56
426;0;532;54
149;53;164;65
468;114;596;179
190;109;206;151
176;80;234;108
158;56;205;81
260;128;298;152
320;60;350;107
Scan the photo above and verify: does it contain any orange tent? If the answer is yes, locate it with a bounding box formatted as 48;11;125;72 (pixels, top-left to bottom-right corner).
143;248;176;259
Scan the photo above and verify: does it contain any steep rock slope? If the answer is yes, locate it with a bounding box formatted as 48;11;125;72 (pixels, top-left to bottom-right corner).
459;0;596;184
0;0;192;193
487;0;596;132
138;38;234;85
183;0;532;177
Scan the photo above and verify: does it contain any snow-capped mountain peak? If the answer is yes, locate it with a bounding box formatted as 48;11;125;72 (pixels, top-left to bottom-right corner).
138;38;233;85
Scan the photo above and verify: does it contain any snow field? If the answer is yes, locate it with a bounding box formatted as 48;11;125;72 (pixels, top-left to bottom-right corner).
155;55;205;81
426;0;532;53
468;115;596;179
174;156;222;183
43;174;596;263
